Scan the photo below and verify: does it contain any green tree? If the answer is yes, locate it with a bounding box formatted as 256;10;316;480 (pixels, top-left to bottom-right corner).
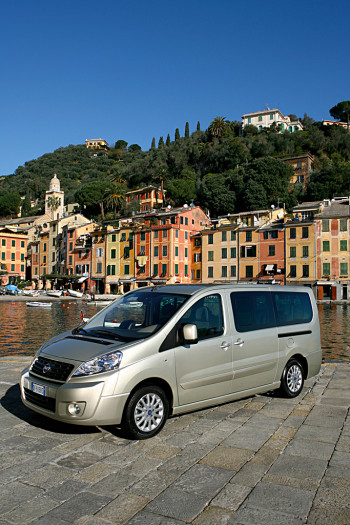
185;122;190;139
47;195;61;214
75;181;110;219
197;173;236;216
150;137;156;150
104;180;126;218
21;194;31;216
175;128;180;142
197;121;201;132
158;136;164;148
0;193;22;218
166;169;196;206
166;134;171;146
128;144;141;153
209;116;228;138
329;101;350;131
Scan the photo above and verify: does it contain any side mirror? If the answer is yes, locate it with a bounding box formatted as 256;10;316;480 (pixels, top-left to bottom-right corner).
182;323;198;345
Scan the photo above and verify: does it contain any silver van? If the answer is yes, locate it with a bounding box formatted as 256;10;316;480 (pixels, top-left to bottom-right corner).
21;284;322;439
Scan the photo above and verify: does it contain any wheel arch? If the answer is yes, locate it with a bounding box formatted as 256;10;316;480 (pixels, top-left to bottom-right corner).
123;377;174;418
288;353;308;379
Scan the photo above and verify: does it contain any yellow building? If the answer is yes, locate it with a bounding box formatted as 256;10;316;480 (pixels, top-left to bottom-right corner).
105;227;121;294
191;233;202;282
239;227;260;281
285;220;316;285
118;226;136;293
201;226;239;283
85;138;108;150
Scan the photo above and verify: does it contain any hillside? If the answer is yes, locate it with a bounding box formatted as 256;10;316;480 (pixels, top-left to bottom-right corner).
1;119;350;219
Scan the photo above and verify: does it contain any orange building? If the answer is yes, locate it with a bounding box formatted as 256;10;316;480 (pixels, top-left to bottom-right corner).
125;185;164;212
0;228;28;284
259;224;285;284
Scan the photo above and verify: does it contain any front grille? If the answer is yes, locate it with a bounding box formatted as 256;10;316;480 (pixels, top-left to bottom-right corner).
31;357;74;382
24;388;56;412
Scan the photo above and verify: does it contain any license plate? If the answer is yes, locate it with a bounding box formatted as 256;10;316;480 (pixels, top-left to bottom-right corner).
31;382;46;396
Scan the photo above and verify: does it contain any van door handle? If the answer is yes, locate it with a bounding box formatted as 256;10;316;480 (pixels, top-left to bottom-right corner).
234;339;244;346
220;342;231;351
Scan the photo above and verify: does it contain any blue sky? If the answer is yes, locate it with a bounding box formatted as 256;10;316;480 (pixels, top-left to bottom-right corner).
1;0;349;176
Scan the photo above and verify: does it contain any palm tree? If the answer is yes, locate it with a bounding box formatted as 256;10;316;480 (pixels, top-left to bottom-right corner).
47;195;61;214
105;180;126;218
209;116;228;138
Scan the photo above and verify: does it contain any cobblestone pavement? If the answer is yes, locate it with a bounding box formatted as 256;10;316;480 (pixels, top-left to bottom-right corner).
1;357;349;525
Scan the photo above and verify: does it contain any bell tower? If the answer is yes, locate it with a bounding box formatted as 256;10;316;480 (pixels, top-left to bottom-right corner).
45;174;64;220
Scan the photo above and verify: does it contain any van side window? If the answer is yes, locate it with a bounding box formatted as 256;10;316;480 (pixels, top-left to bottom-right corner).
272;292;312;326
180;294;224;340
230;292;276;332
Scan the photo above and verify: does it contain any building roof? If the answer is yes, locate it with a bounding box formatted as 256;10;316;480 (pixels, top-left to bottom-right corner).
293;201;323;212
316;200;350;218
126;185;162;195
242;109;281;118
0;215;43;226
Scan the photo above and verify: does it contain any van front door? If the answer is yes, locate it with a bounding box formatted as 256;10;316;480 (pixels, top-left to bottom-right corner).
174;293;233;406
230;291;279;393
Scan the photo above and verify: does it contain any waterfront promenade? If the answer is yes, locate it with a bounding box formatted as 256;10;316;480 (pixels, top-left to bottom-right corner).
0;358;349;524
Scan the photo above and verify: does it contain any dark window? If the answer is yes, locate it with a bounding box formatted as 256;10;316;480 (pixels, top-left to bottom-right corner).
246;231;252;242
154;246;159;257
230;291;276;332
245;265;253;278
221;266;227;277
208;267;213;278
272;292;313;326
231;231;236;241
302;227;309;239
208;234;213;244
290;228;296;239
322;220;329;232
230;247;236;258
140;232;145;241
302;265;309;278
269;245;275;256
222;231;227;242
303;246;309;257
290;265;296;277
290;246;296;257
222;248;227;259
230;265;236;277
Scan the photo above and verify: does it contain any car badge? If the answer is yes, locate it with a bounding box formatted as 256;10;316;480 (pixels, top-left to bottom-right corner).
43;363;51;374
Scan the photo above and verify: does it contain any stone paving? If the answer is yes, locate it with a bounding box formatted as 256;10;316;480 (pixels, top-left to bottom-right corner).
0;357;349;524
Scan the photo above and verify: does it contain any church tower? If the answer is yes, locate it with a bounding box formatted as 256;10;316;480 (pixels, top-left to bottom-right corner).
45;174;64;220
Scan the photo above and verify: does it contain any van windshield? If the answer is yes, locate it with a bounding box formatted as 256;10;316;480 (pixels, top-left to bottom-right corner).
76;290;189;341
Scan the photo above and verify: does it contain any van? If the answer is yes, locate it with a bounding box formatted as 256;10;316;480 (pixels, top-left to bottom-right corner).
20;284;322;439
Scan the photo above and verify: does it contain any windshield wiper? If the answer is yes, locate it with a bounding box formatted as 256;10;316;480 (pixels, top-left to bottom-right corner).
88;329;131;342
72;326;88;335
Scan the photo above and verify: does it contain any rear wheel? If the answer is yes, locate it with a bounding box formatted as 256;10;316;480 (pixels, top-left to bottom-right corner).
279;359;304;398
122;385;169;440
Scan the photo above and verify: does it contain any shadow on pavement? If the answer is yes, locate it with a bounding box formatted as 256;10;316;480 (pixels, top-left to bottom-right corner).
1;383;100;435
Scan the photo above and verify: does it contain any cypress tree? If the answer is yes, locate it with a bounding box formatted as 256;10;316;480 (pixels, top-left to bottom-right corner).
175;128;180;141
150;137;156;150
158;136;164;148
197;121;201;131
185;122;190;138
166;134;171;146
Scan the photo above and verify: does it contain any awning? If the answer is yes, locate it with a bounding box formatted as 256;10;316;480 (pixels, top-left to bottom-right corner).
78;276;88;283
265;265;274;271
136;256;148;267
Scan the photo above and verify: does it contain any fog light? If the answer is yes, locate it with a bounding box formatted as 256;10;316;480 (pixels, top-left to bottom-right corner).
67;403;81;415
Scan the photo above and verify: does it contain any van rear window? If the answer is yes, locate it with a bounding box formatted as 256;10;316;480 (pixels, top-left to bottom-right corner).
272;292;312;326
231;290;313;332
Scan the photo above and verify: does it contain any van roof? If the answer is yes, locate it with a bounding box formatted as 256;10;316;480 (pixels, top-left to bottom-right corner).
136;283;312;296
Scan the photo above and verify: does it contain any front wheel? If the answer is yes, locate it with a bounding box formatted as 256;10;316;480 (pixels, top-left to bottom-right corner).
278;359;304;398
121;385;169;440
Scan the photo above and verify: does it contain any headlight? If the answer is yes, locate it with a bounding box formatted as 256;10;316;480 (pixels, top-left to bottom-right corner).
73;351;123;377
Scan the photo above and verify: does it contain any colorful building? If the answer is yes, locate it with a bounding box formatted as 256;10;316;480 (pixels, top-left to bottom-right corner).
315;199;350;300
283;153;314;188
0;228;28;284
241;108;303;133
259;223;285;284
85;138;108;150
284;219;317;287
125;185;164;212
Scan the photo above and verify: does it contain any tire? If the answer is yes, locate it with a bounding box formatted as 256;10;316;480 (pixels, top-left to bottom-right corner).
122;385;169;440
279;359;304;398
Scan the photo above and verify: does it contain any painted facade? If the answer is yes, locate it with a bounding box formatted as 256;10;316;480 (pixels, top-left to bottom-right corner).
285;221;317;286
0;228;27;284
242;109;303;132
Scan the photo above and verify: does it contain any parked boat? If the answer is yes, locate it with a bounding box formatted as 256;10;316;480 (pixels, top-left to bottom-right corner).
22;289;39;297
68;289;84;298
47;290;63;297
26;302;52;308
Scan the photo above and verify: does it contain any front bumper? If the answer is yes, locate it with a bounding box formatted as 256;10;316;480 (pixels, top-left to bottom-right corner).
20;369;129;426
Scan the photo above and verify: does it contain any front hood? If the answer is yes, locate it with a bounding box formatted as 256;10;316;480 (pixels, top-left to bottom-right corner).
40;333;133;363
